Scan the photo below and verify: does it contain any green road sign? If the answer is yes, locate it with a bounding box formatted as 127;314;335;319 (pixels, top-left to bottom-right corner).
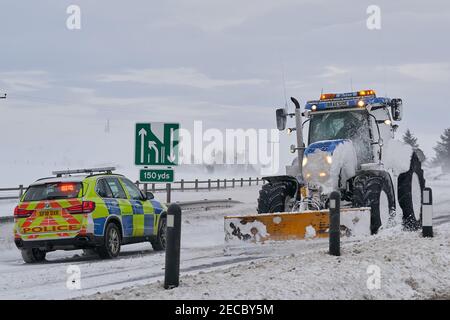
139;169;174;183
135;123;179;166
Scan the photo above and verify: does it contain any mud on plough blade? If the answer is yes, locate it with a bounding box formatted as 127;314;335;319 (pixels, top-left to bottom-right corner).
224;208;371;243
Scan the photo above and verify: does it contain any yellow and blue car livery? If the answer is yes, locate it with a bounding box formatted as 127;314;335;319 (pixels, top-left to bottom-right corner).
13;172;167;263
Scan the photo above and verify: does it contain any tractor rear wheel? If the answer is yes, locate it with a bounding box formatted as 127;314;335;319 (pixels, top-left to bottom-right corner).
257;181;296;213
398;153;425;230
352;173;396;234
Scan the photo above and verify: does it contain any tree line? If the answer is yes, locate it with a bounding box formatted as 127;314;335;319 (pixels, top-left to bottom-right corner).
403;128;450;173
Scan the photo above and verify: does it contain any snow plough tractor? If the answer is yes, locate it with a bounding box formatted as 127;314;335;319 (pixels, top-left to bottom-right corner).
225;90;426;243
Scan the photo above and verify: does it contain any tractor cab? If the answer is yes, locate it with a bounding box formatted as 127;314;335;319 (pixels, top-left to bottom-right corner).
304;89;403;168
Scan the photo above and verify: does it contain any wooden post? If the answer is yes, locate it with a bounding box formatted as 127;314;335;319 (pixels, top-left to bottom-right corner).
181;179;184;192
249;177;252;186
143;183;148;194
224;179;227;189
208;179;211;191
256;177;259;185
19;185;24;198
152;183;156;192
232;178;235;188
241;178;244;187
217;179;220;190
195;179;199;192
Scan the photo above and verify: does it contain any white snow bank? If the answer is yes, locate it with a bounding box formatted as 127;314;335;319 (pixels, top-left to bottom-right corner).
87;223;450;300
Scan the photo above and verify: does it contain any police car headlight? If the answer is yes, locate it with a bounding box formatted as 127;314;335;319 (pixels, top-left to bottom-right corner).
326;155;333;165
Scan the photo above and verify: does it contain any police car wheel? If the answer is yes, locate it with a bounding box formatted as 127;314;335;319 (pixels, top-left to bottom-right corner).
98;223;121;259
151;216;167;251
21;248;46;263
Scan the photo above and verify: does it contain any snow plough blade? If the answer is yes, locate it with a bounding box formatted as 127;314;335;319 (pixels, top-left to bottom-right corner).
224;208;371;243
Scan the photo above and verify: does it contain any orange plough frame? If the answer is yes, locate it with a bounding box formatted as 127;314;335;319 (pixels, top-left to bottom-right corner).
224;208;371;243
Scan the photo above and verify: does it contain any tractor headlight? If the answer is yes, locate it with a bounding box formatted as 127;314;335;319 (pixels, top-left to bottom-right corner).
326;155;333;165
302;157;308;167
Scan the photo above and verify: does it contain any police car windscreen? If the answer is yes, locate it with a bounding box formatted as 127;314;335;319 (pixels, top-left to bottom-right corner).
23;183;82;201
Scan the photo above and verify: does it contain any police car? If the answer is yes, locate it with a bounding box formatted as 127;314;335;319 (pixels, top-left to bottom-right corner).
13;167;167;263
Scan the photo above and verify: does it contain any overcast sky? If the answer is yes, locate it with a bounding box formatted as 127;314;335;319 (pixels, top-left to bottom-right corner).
0;0;449;184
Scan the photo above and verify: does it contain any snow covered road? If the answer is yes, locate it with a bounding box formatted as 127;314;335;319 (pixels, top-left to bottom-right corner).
0;175;449;300
0;187;269;299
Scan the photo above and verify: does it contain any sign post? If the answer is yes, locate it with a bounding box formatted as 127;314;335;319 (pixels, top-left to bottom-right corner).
135;122;179;202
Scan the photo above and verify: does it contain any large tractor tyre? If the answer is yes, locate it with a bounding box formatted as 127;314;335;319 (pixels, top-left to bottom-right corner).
257;181;296;214
352;173;396;235
151;215;167;251
21;248;46;263
97;222;121;259
398;153;426;231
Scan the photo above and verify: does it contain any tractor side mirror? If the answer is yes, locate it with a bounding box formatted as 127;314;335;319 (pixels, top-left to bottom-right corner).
276;108;288;131
391;98;403;121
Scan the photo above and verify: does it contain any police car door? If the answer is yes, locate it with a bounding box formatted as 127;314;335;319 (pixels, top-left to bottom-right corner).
120;178;154;237
103;177;133;237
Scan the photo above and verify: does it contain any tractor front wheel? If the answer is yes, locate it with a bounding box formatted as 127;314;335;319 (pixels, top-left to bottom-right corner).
257;181;296;214
352;173;396;234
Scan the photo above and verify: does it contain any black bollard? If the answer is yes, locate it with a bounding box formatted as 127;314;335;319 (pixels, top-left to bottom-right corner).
329;191;341;256
422;187;433;238
164;203;182;289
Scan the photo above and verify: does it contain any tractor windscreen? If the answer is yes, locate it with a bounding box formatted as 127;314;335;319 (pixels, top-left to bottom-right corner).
308;110;373;163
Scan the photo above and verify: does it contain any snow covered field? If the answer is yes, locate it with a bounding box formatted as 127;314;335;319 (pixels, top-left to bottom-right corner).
0;174;449;300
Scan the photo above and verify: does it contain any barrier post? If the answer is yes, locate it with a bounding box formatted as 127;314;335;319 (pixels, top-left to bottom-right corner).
164;204;182;289
329;191;340;256
422;187;433;238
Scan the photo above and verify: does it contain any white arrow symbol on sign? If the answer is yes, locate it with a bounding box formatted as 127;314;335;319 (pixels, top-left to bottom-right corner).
149;141;159;164
138;128;147;164
167;128;176;163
